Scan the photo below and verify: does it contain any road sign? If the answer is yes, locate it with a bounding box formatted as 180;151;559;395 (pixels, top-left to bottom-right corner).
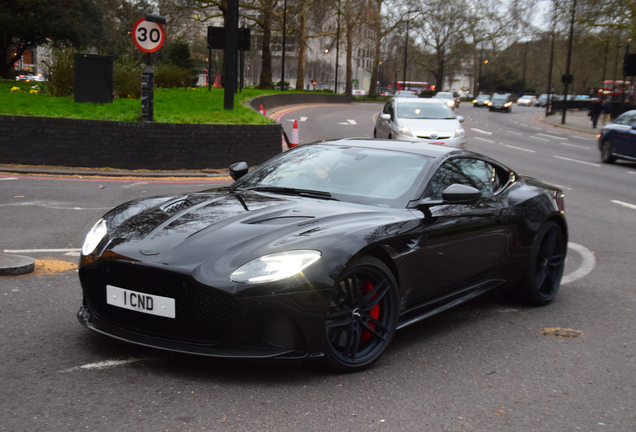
132;18;165;53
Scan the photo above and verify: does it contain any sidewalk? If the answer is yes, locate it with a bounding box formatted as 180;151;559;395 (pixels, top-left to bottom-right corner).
0;165;229;178
539;109;603;135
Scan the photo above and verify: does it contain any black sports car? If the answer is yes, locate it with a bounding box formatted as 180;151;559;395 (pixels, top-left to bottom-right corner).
78;139;567;372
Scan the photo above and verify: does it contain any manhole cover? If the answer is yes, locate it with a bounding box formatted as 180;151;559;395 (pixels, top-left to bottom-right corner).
541;327;583;338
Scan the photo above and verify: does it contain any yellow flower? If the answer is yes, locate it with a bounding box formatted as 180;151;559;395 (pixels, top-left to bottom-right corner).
29;89;38;94
11;86;20;92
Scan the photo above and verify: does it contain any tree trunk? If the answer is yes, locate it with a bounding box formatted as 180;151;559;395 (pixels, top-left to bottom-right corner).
259;7;273;89
368;3;382;98
295;1;307;90
345;17;353;95
436;49;445;91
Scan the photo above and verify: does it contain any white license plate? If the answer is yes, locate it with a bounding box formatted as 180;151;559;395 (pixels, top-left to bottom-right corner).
106;285;176;319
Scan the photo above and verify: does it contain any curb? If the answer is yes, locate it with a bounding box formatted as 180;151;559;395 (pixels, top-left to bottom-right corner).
536;115;600;136
0;253;35;276
0;165;228;178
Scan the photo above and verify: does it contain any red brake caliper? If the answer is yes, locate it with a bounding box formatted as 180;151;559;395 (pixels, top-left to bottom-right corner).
360;280;380;343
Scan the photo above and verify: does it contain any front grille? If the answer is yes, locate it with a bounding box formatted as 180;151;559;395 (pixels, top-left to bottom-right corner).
80;263;236;344
418;135;451;139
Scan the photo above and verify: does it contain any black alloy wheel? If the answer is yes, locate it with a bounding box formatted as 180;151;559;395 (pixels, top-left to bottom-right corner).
323;256;399;372
601;140;616;164
518;221;566;306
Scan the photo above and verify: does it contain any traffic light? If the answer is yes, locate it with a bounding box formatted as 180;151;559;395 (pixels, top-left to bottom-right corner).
312;79;316;87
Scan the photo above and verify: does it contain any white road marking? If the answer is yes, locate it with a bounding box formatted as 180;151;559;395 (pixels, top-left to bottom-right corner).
470;128;492;135
474;137;495;143
347;119;357;125
122;182;148;188
547;183;574;191
505;145;535;153
64;251;81;257
559;142;592;149
611;200;636;210
508;131;523;135
0;177;18;180
4;248;81;253
300;117;308;122
562;243;596;285
60;358;151;373
531;136;549;142
537;133;567;140
628;171;636;175
553;156;601;167
0;200;110;210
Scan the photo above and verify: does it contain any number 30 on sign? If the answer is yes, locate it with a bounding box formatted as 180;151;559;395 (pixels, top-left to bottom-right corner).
132;17;165;53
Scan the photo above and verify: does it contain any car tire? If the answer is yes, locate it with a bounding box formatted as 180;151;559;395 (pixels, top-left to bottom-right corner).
373;128;377;138
489;108;493;112
322;256;399;372
507;108;511;113
515;221;566;306
388;133;393;139
601;140;616;164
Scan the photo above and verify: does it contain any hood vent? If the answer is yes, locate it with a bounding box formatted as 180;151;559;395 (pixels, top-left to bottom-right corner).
161;199;192;215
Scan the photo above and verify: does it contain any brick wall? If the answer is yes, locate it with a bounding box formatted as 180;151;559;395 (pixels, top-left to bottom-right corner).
0;115;282;170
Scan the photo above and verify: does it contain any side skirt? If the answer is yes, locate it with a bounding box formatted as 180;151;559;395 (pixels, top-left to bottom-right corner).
396;280;506;330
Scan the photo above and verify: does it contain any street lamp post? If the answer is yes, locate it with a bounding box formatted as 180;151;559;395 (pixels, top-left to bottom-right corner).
280;0;287;91
562;0;577;125
477;46;484;96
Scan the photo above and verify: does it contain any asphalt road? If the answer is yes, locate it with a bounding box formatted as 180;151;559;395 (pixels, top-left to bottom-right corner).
1;104;635;431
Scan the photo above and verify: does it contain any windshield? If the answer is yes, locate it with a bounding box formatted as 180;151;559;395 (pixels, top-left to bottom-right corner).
477;95;489;100
397;102;456;119
436;93;452;99
492;94;509;101
232;144;432;208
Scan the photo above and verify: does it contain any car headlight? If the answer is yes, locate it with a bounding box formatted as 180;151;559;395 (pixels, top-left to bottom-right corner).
504;102;512;107
454;128;466;138
398;126;413;136
230;250;321;283
473;99;477;103
82;218;107;255
446;100;455;107
485;101;492;106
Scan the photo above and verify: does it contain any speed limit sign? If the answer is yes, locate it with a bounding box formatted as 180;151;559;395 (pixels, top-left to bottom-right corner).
132;17;165;53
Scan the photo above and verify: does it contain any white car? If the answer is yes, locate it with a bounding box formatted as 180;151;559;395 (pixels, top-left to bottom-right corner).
517;95;537;106
374;97;467;149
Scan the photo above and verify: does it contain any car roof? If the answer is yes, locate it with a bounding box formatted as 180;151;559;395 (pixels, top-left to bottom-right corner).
314;137;461;158
393;97;445;104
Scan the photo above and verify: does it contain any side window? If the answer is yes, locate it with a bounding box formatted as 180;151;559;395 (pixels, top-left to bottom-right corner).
614;113;635;125
388;103;395;121
426;158;495;200
382;102;391;114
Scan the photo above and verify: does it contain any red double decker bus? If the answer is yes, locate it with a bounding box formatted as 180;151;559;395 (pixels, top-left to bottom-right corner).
394;81;431;93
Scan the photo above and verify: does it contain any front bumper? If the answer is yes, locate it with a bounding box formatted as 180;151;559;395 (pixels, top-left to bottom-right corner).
78;261;332;360
395;134;466;149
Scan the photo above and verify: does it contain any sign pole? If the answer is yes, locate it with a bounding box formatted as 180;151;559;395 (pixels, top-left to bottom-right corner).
224;0;239;109
141;53;154;122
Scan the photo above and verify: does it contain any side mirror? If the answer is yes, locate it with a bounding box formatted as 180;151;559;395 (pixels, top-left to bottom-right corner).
380;113;391;121
457;116;465;123
229;161;249;181
442;184;482;203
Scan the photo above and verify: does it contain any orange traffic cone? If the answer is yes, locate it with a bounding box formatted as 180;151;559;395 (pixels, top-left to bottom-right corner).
259;104;264;115
290;120;299;148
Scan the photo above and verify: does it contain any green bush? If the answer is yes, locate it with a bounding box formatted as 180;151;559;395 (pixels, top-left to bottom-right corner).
42;47;75;96
113;55;143;99
155;64;191;88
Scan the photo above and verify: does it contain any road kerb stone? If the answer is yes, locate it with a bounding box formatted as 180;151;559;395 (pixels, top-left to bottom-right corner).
0;253;35;276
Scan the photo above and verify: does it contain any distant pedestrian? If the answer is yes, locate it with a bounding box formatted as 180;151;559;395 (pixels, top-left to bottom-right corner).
601;98;612;126
589;99;602;128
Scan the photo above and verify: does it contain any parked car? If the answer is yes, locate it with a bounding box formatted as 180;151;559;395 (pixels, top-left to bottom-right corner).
77;138;567;372
517;95;538;106
473;94;491;107
489;93;513;112
352;89;368;96
435;91;460;109
374;97;466;148
599;110;636;163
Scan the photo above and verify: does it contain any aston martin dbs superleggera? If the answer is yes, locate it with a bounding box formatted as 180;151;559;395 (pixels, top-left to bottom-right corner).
78;138;567;372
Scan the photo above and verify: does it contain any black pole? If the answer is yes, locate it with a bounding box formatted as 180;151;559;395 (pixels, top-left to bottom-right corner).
546;9;557;117
280;0;287;91
562;0;577;124
614;38;621;100
602;39;609;88
521;42;528;95
240;21;245;92
477;46;483;96
141;53;154;122
403;12;409;87
622;44;630;103
334;2;340;93
224;0;238;109
208;47;212;91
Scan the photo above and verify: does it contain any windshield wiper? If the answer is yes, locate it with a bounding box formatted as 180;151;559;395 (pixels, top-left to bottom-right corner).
238;186;339;201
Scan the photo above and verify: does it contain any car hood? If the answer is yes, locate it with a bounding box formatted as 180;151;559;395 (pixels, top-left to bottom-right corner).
397;118;459;136
95;190;417;293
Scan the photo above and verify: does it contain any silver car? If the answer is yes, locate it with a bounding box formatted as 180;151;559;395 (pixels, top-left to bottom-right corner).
374;97;467;149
